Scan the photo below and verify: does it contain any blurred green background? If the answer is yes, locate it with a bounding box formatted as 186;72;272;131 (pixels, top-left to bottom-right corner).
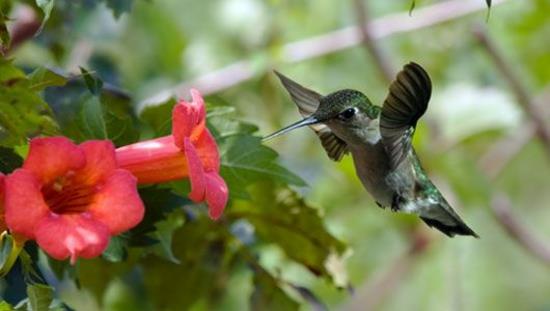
5;0;550;310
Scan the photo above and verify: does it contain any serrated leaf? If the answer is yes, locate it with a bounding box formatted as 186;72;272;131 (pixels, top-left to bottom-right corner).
27;284;54;311
218;135;305;199
207;106;258;139
79;95;108;139
250;264;299;311
35;0;55;33
28;67;67;91
0;60;59;147
102;235;128;262
231;185;349;286
104;0;134;19
149;210;185;263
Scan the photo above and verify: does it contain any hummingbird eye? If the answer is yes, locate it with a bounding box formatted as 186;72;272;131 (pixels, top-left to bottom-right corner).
339;107;357;120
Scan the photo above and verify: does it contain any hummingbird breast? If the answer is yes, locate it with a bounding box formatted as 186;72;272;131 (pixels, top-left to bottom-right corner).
349;140;396;207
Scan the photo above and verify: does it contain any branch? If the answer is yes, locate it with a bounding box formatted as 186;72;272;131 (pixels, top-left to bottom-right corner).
140;0;507;107
352;0;395;84
472;24;550;155
490;193;550;265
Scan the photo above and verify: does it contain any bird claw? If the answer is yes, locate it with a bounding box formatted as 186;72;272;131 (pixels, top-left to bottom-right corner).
391;195;404;212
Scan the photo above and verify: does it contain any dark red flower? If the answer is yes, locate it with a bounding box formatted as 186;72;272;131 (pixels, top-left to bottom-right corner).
4;137;144;263
116;89;228;219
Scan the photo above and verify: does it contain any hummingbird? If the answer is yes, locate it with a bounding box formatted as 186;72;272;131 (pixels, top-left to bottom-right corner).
264;62;478;238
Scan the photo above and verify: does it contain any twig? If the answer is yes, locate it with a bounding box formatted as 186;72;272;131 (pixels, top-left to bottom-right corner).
352;0;395;83
490;193;550;265
140;0;507;108
472;24;550;154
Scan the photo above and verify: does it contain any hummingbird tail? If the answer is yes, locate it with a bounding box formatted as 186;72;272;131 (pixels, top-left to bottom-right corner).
420;216;479;238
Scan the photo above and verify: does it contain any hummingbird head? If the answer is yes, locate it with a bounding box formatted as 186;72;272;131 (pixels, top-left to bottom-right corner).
264;72;381;145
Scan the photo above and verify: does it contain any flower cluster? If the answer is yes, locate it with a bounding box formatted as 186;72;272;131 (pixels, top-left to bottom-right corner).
0;90;228;265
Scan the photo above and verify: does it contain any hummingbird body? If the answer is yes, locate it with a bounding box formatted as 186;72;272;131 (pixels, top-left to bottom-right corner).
265;63;478;238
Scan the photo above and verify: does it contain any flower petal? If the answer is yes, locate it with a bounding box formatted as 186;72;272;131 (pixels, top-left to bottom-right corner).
23;137;86;185
35;213;110;264
4;169;49;239
88;169;144;234
76;140;117;185
194;129;220;172
204;172;228;220
172;89;206;149
116;136;189;184
184;138;206;202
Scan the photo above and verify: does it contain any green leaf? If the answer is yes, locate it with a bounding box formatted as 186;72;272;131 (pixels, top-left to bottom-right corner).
0;60;59;147
26;284;54;311
80;67;103;95
149;210;185;263
0;8;10;50
28;67;68;92
139;97;176;137
104;0;134;19
250;264;299;311
231;185;349;287
207;106;258;139
79;95;108;139
0;301;13;311
218;135;305;199
35;0;55;32
409;0;415;16
0;234;14;272
102;235;129;262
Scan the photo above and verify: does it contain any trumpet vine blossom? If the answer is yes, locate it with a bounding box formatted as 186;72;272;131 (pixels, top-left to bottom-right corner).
4;137;144;264
116;89;228;220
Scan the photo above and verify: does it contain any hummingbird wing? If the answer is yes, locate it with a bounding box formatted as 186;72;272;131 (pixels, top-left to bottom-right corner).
380;62;431;169
274;71;349;161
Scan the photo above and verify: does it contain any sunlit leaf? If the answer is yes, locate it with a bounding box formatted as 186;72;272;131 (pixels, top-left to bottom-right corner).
28;67;68;92
27;284;54;311
0;301;13;311
219;135;306;199
231;185;349;286
0;60;59;147
35;0;55;32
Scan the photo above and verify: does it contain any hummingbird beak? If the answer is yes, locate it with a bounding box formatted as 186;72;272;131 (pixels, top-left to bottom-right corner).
262;116;320;141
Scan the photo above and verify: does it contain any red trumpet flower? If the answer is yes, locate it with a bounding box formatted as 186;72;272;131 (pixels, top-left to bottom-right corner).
4;137;144;264
116;89;228;220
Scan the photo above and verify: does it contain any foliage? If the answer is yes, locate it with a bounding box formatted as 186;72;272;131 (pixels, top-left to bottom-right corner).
2;0;550;310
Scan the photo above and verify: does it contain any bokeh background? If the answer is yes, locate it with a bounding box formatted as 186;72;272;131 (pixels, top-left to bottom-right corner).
3;0;550;310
